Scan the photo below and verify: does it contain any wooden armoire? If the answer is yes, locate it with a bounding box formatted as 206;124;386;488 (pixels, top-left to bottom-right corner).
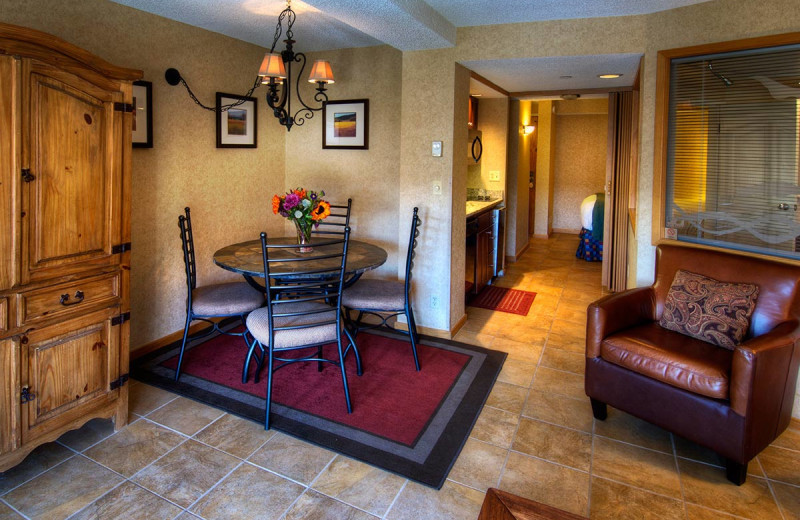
0;23;141;471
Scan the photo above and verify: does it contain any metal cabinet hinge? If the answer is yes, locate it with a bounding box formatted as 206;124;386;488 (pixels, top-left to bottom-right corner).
110;374;129;390
20;386;35;404
111;312;130;326
112;242;131;254
113;102;133;113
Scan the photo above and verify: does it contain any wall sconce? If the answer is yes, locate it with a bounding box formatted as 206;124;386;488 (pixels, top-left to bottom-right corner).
523;124;535;135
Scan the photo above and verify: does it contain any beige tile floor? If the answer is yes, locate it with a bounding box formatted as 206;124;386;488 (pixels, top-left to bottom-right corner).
2;233;800;519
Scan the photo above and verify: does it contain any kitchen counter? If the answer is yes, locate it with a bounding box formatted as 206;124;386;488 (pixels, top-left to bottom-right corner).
466;198;503;218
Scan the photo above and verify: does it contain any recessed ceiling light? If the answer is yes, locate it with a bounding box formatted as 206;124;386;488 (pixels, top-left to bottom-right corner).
561;94;580;100
559;75;573;79
471;94;482;97
598;73;623;79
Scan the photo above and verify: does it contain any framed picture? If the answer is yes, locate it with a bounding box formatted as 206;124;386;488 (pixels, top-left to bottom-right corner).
322;99;369;150
132;80;152;148
216;92;257;148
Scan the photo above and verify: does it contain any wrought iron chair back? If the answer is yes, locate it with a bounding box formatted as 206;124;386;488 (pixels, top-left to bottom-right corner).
244;227;361;429
179;207;198;293
404;207;422;305
312;198;351;236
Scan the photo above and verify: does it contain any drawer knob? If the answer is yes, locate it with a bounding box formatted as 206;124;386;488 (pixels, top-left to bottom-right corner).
60;290;85;306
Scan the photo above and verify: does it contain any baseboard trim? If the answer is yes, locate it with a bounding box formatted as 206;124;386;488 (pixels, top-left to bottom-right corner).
394;320;456;340
131;318;224;360
552;228;581;235
506;241;530;264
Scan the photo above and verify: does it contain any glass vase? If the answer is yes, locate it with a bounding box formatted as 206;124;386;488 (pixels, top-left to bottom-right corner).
294;219;313;253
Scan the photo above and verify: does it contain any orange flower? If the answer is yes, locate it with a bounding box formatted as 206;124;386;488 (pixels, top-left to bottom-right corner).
293;188;307;199
312;200;331;221
272;194;282;214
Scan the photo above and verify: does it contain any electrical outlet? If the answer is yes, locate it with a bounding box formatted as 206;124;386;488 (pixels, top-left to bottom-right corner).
431;141;443;157
430;295;440;309
489;170;500;181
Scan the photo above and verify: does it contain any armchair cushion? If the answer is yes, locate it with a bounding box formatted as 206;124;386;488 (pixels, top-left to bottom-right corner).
601;322;734;399
659;270;759;350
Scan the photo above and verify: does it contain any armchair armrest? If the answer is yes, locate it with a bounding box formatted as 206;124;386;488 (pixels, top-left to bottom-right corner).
730;319;800;417
586;287;656;358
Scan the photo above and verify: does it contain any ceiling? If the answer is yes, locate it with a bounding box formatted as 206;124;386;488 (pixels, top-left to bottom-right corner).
110;0;711;93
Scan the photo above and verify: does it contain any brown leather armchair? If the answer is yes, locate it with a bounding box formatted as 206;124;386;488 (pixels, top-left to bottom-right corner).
586;244;800;484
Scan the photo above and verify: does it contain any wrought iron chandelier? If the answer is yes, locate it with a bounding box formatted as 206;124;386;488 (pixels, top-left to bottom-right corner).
163;0;333;132
258;0;335;131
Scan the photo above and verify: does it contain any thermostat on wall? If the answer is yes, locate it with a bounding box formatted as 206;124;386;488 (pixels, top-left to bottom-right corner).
432;141;443;157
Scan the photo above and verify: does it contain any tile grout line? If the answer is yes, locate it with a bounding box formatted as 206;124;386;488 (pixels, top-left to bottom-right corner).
382;479;409;520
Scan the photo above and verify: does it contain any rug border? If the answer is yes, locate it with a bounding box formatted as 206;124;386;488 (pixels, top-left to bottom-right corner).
131;328;506;489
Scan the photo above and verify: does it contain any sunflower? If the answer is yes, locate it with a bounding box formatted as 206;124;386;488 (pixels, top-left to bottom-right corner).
312;200;331;221
272;194;282;214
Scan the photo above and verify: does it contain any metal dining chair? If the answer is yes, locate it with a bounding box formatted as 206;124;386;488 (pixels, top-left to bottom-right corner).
243;228;361;430
175;207;264;382
342;207;422;371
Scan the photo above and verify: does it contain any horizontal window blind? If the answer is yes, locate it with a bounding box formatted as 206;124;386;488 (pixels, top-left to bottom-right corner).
665;44;800;259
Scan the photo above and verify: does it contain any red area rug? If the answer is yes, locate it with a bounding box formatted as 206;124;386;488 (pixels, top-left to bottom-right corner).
469;286;536;315
132;326;505;488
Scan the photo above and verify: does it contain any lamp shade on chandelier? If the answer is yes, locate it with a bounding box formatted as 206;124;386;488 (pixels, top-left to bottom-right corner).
258;0;335;131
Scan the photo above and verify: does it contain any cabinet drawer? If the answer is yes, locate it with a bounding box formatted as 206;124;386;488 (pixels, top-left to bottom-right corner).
17;273;120;326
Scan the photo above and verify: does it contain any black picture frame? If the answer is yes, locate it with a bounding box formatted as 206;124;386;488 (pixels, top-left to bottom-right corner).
322;99;369;150
216;92;257;148
132;80;153;148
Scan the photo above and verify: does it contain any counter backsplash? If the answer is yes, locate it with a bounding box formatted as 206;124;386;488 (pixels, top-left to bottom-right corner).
467;188;504;202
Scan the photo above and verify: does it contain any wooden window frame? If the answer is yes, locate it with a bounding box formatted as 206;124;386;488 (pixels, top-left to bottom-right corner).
652;32;800;261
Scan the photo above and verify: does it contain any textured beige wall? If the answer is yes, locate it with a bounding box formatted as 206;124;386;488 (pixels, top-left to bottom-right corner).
505;100;522;256
285;45;402;279
399;48;461;332
474;98;509;192
534;101;555;237
552;113;608;232
0;0;286;349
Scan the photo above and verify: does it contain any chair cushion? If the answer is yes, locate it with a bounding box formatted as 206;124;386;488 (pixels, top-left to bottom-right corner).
192;282;264;316
601;322;733;400
246;301;338;349
341;279;405;311
659;269;759;349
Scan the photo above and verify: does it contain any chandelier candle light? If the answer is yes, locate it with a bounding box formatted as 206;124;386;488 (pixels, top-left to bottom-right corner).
272;188;331;252
259;0;335;131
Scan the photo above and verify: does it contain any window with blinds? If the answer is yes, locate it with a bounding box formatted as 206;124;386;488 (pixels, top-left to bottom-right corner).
664;44;800;259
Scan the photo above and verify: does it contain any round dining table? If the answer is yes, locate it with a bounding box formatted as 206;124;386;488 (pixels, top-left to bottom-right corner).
213;237;388;291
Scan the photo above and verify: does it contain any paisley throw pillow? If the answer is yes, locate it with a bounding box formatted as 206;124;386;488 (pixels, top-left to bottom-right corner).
659;270;759;350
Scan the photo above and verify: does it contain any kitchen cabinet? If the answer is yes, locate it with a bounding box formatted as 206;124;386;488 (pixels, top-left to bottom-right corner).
466;211;494;296
0;23;140;471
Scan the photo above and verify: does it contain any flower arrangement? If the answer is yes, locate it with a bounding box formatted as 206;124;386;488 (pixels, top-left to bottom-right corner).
272;188;331;249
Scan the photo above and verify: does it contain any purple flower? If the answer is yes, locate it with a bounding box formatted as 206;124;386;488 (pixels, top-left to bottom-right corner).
310;193;317;200
284;193;300;210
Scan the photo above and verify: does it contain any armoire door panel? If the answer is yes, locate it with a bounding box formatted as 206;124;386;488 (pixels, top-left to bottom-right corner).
21;308;119;441
23;64;122;283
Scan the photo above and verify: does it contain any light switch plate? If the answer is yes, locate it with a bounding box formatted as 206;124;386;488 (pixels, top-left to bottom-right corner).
432;141;443;157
